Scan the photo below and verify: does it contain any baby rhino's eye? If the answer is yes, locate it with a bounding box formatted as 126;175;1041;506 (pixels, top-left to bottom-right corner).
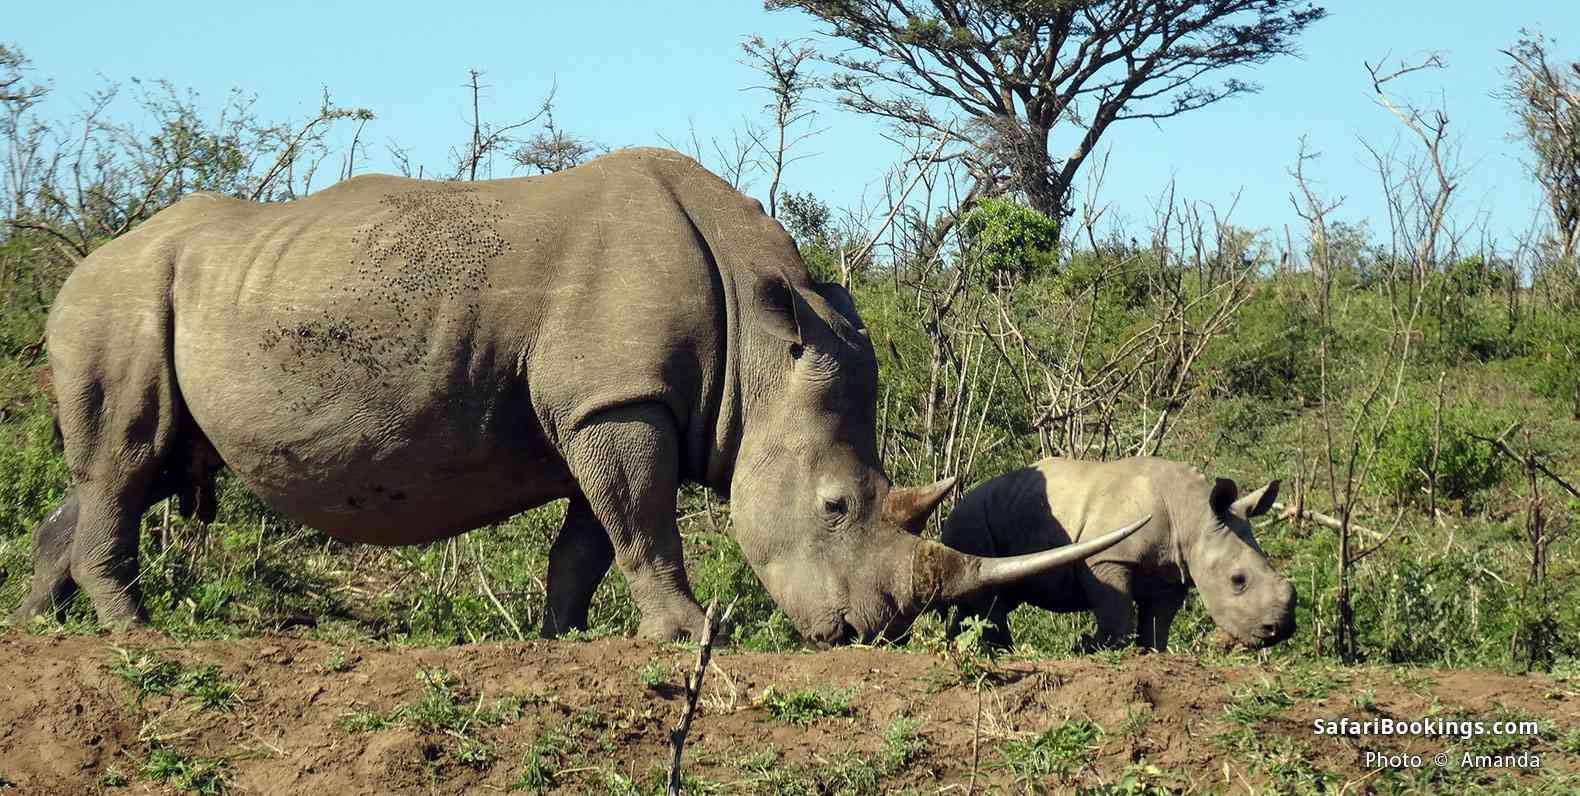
1231;573;1248;594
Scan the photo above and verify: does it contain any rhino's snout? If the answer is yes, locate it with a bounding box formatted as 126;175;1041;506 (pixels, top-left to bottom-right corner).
1247;578;1297;647
1257;614;1296;645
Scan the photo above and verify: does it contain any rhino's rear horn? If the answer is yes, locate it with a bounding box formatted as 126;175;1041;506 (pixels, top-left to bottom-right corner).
909;515;1152;605
883;477;957;535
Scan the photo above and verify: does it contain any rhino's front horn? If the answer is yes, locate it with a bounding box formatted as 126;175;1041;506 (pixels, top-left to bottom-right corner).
908;515;1152;606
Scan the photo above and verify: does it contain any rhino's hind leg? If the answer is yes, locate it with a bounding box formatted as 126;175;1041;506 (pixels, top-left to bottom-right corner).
9;490;81;626
560;403;706;642
540;493;615;637
70;478;159;626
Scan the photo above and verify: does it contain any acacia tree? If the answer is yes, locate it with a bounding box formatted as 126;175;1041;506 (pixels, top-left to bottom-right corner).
769;0;1325;228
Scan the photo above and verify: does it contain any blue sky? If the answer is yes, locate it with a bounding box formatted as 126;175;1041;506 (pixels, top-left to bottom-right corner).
11;1;1579;253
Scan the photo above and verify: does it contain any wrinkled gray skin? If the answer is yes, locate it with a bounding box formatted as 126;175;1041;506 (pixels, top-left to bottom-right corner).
943;457;1296;651
12;148;1144;644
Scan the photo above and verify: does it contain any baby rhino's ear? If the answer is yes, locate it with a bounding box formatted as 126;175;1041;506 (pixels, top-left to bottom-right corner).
883;477;958;535
1230;480;1281;519
1209;478;1239;517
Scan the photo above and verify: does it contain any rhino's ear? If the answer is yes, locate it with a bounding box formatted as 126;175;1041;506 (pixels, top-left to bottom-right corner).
1230;480;1280;518
884;477;958;535
812;282;868;337
1209;477;1239;517
754;273;803;347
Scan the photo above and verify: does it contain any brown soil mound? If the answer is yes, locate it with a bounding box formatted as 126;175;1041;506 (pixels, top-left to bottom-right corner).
0;631;1573;794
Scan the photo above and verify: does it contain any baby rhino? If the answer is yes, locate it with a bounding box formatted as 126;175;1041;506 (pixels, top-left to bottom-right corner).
942;457;1294;652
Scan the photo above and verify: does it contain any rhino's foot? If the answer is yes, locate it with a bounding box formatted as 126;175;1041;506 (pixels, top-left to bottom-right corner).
1077;632;1135;655
7;598;59;631
9;584;77;631
80;585;149;632
636;600;717;644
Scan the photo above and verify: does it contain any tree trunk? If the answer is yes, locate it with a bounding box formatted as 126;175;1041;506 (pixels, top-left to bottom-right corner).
1011;122;1061;219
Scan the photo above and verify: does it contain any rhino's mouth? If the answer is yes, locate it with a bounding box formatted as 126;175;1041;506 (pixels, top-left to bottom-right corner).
1240;617;1296;648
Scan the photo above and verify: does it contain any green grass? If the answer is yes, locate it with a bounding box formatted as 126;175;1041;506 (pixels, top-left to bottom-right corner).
108;648;239;711
334;667;525;770
96;766;130;788
637;660;669;689
1076;764;1190;795
997;718;1106;786
139;746;230;794
319;647;354;673
879;716;926;774
759;686;856;725
1221;678;1297;726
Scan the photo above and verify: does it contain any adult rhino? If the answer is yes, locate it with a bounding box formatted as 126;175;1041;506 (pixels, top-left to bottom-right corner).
13;148;1146;643
942;457;1295;651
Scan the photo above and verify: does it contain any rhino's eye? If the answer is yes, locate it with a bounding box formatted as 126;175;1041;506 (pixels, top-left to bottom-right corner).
820;495;849;525
1231;573;1248;594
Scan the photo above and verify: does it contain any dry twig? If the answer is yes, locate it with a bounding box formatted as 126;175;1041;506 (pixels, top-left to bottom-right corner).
667;599;737;796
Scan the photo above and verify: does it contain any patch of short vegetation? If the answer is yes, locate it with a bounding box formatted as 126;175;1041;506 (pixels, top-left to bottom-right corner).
108;648;239;711
1077;763;1190;795
1221;678;1296;725
508;738;561;793
139;746;230;794
736;746;895;796
109;648;182;704
920;613;997;687
997;718;1105;786
336;667;524;770
1558;727;1580;755
879;716;926;773
637;660;669;689
319;647;355;673
97;766;130;788
178;664;241;711
759;685;855;725
337;705;393;734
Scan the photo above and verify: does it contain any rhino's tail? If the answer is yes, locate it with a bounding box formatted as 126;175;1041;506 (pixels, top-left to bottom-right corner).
40;363;63;451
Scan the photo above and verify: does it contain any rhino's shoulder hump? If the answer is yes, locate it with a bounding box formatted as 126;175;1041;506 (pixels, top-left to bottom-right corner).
313;173;429;198
595;146;707;172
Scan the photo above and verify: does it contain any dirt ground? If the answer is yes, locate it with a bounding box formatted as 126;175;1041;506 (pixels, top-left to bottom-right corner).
0;630;1574;795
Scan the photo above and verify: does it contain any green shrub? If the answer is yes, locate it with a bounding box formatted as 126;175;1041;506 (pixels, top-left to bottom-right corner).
1204;285;1322;403
1057;248;1162;311
1516;311;1580;404
959;197;1059;284
1371;399;1506;507
1421;273;1519;364
0;405;69;538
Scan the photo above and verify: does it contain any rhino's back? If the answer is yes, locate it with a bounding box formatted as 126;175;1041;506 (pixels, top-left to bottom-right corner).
947;457;1171;560
77;150;745;541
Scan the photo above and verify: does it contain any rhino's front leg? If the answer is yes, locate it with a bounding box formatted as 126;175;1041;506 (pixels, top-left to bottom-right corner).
1137;589;1185;652
1077;562;1135;652
540;493;614;638
560;403;707;642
